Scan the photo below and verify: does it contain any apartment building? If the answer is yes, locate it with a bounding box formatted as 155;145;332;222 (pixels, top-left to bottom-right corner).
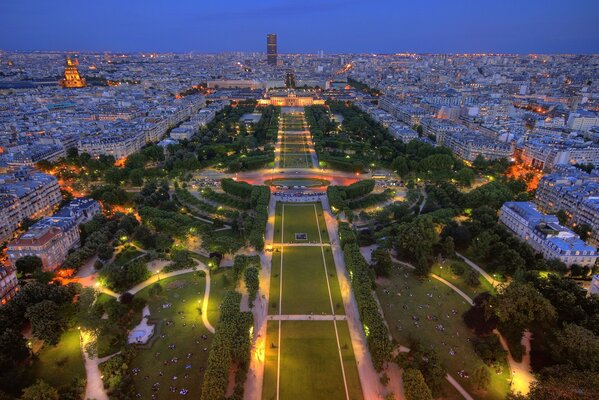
0;168;61;242
499;201;598;267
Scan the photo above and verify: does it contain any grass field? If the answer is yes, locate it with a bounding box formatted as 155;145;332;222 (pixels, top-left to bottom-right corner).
273;203;329;244
282;154;311;168
262;321;362;400
263;200;363;400
206;268;236;326
131;272;211;400
431;261;495;299
30;329;86;389
269;246;343;315
376;265;510;400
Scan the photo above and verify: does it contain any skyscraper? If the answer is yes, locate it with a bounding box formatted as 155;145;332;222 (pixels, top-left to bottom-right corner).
266;33;277;66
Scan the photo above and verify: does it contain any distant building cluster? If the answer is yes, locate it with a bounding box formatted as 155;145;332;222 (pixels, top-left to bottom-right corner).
7;197;100;271
499;201;598;267
535;165;599;245
0;168;61;243
516;135;599;171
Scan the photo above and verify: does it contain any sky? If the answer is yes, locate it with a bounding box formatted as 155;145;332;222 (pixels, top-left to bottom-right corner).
1;0;598;54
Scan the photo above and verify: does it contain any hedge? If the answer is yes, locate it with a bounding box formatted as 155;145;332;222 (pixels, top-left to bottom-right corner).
342;241;392;370
202;188;250;210
248;185;270;251
348;189;394;209
327;179;376;211
200;291;253;400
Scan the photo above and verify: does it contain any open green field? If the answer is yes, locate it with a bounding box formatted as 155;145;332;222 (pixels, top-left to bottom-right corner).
269;246;343;315
282;143;308;154
282;154;311;168
273;203;329;244
376;265;510;400
131;272;211;400
30;329;86;389
262;320;362;400
280;115;305;131
206;268;236;325
431;261;495;298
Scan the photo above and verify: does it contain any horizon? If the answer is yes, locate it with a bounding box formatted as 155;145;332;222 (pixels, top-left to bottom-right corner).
1;0;598;54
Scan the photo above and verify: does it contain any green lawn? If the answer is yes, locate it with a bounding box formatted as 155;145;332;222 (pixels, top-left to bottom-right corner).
282;143;309;154
376;265;510;400
274;203;329;244
282;154;311;168
431;261;495;298
206;267;236;324
262;320;362;400
112;247;143;267
30;329;85;389
269;246;343;315
131;272;211;400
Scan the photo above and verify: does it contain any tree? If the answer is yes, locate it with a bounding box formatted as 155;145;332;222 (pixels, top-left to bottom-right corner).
372;248;392;277
25;300;65;345
392;155;409;177
21;380;59;400
472;366;491;389
244;266;260;308
523;366;599;400
554;324;599;371
97;244;114;261
573;223;592;241
0;329;29;369
403;368;433;400
15;256;42;275
491;282;556;330
441;236;455;258
463;292;498;336
465;270;480;287
555;209;569;225
395;217;436;263
456;168;475;187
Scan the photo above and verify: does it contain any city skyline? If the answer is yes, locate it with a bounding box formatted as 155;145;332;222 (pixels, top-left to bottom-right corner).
1;0;598;54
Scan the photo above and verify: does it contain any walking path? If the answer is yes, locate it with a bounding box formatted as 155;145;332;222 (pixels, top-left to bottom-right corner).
277;242;331;247
243;196;276;400
431;274;475;306
391;253;535;397
83;260;215;399
322;196;388;399
267;314;346;321
455;252;501;287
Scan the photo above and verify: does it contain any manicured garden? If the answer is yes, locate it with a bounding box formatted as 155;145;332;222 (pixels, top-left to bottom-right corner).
262;320;362;400
269;246;343;315
273;203;329;244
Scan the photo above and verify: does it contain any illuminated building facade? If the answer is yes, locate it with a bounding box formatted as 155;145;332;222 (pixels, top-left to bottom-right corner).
60;57;86;88
258;90;325;107
0;267;18;305
267;34;277;66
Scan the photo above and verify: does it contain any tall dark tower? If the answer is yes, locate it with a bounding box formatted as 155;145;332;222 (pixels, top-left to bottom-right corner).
266;33;277;66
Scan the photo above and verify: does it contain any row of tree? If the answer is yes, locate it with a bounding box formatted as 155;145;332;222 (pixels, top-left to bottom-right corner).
341;239;392;370
200;291;253;400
